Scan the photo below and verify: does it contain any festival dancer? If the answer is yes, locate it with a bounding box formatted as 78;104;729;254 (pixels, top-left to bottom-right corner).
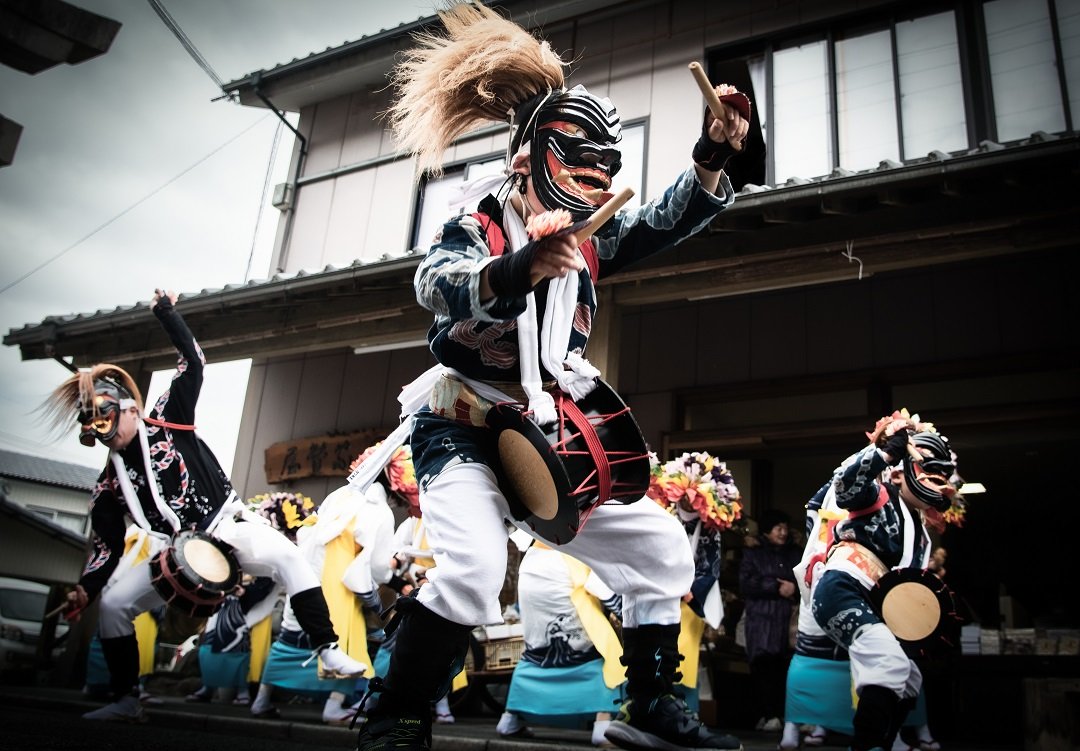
348;3;749;750
807;412;960;751
44;289;367;723
648;451;743;712
248;476;395;724
496;540;625;745
782;480;937;750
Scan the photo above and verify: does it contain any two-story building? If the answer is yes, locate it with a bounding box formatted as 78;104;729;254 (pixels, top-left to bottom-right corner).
5;0;1079;740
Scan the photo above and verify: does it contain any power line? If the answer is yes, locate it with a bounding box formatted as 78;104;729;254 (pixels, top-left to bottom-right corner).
146;0;230;94
0;115;271;297
244;118;284;283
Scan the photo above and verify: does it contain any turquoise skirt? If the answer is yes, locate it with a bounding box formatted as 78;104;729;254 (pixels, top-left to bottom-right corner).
259;640;355;694
785;653;927;733
198;644;249;689
506;659;623;716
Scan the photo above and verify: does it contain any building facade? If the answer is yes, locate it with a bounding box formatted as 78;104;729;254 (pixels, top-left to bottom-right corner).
5;0;1079;739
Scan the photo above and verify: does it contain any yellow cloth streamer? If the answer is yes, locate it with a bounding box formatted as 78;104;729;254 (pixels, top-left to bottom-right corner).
133;612;157;677
123;529;157;677
412;520;436;570
677;601;704;690
320;519;371;675
452;661;469;692
248;615;272;683
562;554;625;689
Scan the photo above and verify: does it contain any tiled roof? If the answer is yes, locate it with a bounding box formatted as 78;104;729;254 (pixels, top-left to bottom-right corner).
2;131;1070;340
0;448;99;491
221;12;431;91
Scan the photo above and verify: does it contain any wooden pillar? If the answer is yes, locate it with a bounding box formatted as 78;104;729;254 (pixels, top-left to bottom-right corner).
587;286;622;389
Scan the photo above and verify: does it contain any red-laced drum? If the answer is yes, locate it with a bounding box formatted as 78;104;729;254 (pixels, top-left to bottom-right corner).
487;379;650;544
868;568;961;658
149;529;241;618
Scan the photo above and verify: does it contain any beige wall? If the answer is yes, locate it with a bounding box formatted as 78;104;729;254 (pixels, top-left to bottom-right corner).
240;0;919;507
231;344;435;505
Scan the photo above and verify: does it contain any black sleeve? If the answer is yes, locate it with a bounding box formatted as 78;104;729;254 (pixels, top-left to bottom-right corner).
79;473;128;601
239;576;276;612
152;297;204;424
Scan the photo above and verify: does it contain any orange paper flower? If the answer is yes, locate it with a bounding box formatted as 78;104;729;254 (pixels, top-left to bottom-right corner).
526;208;573;240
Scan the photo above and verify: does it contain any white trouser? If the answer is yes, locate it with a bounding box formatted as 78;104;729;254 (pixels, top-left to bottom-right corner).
98;518;320;638
415;462;693;627
848;622;922;699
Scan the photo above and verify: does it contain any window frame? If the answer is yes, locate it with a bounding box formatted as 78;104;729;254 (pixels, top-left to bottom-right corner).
709;0;1077;185
409;119;650;251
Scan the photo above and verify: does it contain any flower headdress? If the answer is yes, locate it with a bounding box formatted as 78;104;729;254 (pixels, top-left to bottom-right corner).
865;407;936;446
867;408;967;527
647;451;742;532
247;491;316;542
351;442;420;516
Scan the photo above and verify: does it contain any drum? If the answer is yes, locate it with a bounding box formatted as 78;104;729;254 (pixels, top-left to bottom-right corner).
868;568;961;658
487;379;649;544
149;530;241;618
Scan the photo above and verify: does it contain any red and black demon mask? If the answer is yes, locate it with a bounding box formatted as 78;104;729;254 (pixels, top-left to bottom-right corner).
903;432;958;512
77;378;135;447
512;85;622;221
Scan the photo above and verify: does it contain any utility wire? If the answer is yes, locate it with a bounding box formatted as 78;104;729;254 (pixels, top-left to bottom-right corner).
147;0;231;94
0;115;271;297
244;118;284;283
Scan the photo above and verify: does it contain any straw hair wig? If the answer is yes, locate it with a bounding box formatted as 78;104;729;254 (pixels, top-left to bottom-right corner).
386;0;567;176
43;363;143;435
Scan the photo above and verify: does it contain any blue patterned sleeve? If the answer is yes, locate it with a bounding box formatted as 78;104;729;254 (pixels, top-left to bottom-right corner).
593;167;733;278
831;444;890;511
414;214;526;323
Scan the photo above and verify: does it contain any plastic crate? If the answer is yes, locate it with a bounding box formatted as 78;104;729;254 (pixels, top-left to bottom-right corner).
483;635;524;671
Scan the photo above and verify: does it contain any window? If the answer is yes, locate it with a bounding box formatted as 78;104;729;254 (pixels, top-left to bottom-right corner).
728;1;1076;184
984;0;1067;141
772;40;833;181
26;505;88;536
1061;0;1080;125
411;123;647;250
412;156;505;251
836;30;900;171
895;12;968;156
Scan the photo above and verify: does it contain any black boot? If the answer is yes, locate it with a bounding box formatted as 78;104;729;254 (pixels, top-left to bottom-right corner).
852;684;901;751
356;595;471;751
605;624;742;751
886;695;916;751
99;633;140;700
289;586;338;644
81;634;146;722
291;586;368;677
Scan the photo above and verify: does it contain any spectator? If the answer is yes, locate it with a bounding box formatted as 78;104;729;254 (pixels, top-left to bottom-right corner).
739;509;800;733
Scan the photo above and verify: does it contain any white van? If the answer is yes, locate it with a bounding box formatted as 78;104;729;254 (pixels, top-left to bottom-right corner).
0;576;69;673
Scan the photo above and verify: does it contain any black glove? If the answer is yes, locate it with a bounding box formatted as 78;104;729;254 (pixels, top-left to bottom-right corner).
386;574;410;594
691;108;740;172
486;241;540;298
882;428;910;465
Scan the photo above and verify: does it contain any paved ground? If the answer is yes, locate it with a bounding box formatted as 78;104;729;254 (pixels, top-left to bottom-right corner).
0;685;1021;751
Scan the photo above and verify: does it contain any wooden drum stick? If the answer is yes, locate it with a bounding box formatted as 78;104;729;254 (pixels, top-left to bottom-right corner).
580;186;635;238
528;187;635;285
688;61;742;152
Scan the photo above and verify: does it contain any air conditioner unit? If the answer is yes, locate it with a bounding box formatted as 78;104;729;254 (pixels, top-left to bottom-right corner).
272;182;294;210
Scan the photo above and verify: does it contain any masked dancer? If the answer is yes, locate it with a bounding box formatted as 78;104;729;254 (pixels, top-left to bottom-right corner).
44;288;367;723
807;412;960;751
349;3;749;750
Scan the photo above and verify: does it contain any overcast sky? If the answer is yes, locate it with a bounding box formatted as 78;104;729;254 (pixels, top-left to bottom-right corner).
0;0;436;474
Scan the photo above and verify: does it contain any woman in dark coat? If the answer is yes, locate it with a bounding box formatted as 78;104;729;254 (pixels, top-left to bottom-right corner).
739;509;801;732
